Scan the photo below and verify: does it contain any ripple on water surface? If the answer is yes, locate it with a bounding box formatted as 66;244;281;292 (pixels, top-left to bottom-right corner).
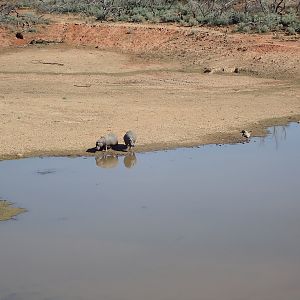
0;123;300;300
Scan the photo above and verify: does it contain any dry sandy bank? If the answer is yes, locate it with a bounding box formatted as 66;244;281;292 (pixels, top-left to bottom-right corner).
0;21;300;159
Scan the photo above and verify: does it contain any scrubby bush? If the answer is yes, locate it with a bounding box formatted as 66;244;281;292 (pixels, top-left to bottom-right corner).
1;0;299;34
211;15;231;26
230;11;250;24
0;6;49;27
160;10;181;23
242;25;252;33
257;24;270;33
187;17;198;26
287;26;296;34
131;14;145;23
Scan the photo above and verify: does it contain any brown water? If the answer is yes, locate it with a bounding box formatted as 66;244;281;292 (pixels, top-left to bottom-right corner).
0;124;300;300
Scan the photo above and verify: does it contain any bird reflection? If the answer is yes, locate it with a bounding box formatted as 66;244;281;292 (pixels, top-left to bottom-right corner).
95;154;119;169
123;152;137;169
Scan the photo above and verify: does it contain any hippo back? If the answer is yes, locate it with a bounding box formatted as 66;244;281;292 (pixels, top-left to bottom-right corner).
105;133;118;146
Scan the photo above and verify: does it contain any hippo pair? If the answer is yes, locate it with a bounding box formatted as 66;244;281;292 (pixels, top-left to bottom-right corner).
96;131;137;151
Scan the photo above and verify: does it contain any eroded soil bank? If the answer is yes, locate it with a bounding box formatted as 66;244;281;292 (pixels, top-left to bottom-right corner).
0;20;300;159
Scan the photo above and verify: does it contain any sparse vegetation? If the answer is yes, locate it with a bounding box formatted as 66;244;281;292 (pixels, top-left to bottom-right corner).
0;200;26;221
1;0;300;33
0;1;49;30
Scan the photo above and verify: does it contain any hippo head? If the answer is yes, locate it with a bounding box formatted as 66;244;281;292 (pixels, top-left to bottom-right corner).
96;138;104;151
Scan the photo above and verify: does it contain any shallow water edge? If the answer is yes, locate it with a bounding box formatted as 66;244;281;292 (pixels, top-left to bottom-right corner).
1;115;299;161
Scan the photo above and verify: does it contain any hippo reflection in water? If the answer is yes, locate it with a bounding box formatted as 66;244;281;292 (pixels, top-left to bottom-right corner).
95;154;119;169
95;153;137;169
123;152;137;169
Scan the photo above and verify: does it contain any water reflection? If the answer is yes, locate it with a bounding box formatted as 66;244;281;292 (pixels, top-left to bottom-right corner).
123;152;137;169
95;153;118;169
95;152;137;169
259;125;289;149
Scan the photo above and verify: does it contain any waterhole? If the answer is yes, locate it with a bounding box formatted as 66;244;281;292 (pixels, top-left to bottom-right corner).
0;124;299;300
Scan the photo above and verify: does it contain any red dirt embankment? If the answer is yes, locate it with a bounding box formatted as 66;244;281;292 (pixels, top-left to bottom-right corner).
1;21;300;79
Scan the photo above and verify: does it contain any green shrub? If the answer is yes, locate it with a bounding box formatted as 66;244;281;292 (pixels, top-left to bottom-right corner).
230;11;250;24
118;14;131;22
144;11;154;21
0;10;49;26
212;16;230;26
1;0;298;34
258;24;270;33
131;14;145;23
286;26;296;35
188;17;198;27
160;10;180;23
92;8;107;21
237;23;252;33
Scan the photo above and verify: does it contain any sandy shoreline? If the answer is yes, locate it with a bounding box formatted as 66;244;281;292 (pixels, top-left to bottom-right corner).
1;115;299;161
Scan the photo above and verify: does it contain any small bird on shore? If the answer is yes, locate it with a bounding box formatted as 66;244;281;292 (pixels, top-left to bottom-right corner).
241;130;251;139
123;130;137;150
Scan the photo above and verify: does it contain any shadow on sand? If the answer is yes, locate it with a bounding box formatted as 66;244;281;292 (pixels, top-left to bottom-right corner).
86;144;128;153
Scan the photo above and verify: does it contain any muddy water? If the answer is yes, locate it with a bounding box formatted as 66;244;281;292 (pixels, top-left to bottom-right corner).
0;124;300;300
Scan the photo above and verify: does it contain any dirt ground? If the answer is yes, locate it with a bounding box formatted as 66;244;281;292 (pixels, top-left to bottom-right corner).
0;18;300;159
